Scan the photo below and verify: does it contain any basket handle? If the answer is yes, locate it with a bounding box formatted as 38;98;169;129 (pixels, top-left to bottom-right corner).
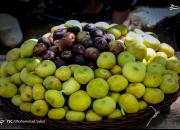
146;106;160;127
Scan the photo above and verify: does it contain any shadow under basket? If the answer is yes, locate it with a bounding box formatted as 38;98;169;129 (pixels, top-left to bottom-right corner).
1;88;180;129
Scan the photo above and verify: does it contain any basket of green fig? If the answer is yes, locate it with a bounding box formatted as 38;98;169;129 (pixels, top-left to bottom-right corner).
0;20;180;129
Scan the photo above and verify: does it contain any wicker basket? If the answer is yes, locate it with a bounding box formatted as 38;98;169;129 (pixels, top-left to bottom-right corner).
1;88;180;129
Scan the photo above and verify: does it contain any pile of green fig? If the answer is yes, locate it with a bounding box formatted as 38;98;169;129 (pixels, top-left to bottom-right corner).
0;20;180;122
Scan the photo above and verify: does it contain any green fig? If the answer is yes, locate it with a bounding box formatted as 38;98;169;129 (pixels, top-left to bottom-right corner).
20;68;43;86
6;48;20;61
11;95;23;106
31;100;49;117
20;39;37;57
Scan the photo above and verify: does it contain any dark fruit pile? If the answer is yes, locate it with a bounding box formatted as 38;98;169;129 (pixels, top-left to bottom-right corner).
33;22;126;69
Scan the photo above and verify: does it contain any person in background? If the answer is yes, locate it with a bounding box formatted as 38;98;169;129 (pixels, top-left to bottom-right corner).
83;0;138;24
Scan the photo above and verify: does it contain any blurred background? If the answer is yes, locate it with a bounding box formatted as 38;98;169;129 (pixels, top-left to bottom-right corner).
0;0;179;55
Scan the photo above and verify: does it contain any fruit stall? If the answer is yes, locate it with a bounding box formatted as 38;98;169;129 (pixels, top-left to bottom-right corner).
0;18;180;129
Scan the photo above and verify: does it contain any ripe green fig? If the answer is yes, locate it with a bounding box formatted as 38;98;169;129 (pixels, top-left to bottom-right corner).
62;78;80;95
48;108;66;120
94;68;111;80
0;82;17;98
87;78;109;98
43;76;62;90
26;58;40;72
156;52;168;59
20;85;33;102
0;61;8;76
126;83;145;98
15;58;31;71
35;60;56;78
6;61;19;75
20;39;37;57
166;58;180;74
163;70;179;81
107;109;122;119
138;100;148;110
11;95;23;106
113;24;128;35
66;111;85;122
93;96;116;116
107;75;128;92
111;65;122;74
160;74;179;94
117;51;136;67
109;92;121;103
20;102;32;112
19;84;26;94
68;64;80;73
10;72;22;85
143;88;164;104
124;31;143;47
159;43;174;57
20;68;43;86
68;90;91;111
33;84;45;100
143;71;162;87
45;90;65;108
55;66;72;81
86;110;102;122
107;28;121;40
74;66;94;84
147;63;165;75
6;48;20;61
148;55;166;67
122;62;146;82
31;100;49;117
97;52;116;69
118;93;139;114
127;42;147;61
143;34;160;51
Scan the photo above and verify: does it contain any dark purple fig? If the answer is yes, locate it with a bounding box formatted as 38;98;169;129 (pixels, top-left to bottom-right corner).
49;46;59;55
108;40;124;55
53;39;67;52
76;31;91;43
81;38;93;48
47;33;54;45
42;50;55;60
37;37;51;48
60;50;73;61
67;26;80;34
103;34;115;43
72;44;86;55
33;43;47;56
42;33;54;45
63;32;75;48
53;28;67;40
90;29;104;37
94;37;108;51
84;47;100;61
54;57;66;67
73;55;86;65
83;23;96;32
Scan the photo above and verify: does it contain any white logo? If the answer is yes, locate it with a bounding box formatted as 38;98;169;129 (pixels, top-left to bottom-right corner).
0;120;5;125
169;4;179;10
